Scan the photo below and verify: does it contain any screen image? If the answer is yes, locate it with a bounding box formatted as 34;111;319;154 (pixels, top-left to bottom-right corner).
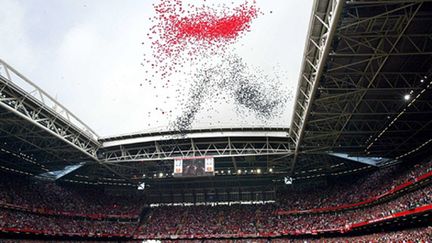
174;157;214;177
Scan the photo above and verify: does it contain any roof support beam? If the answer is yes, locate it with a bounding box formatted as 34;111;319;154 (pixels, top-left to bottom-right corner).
289;0;345;173
329;2;423;150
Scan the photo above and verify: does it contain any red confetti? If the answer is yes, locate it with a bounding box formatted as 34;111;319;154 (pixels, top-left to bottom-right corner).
143;0;261;79
173;4;258;42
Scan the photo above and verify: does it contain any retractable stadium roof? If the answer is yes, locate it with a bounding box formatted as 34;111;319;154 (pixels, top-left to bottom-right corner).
290;0;432;171
1;0;432;188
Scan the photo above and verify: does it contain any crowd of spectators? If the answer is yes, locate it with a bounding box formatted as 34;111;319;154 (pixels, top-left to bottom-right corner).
1;225;432;243
137;226;432;242
275;184;432;232
277;159;432;211
0;176;144;217
294;226;432;242
0;159;430;240
137;183;432;237
139;204;275;236
0;208;137;236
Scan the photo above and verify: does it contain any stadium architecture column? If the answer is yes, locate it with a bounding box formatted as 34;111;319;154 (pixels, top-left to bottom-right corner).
0;59;99;158
290;0;432;172
0;59;133;181
98;128;293;163
289;0;345;171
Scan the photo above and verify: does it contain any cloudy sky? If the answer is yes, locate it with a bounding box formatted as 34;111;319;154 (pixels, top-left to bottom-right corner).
0;0;313;137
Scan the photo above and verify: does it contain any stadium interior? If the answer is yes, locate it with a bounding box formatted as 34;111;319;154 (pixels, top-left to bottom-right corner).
1;0;432;242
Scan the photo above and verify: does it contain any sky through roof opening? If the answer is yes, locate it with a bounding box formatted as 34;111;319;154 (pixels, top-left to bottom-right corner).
0;0;313;136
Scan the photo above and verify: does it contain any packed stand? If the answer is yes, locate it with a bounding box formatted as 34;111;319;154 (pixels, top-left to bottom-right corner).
277;159;432;211
137;183;432;237
291;226;432;242
0;158;431;240
160;226;432;242
139;204;277;237
274;184;432;232
0;175;144;218
0;208;137;237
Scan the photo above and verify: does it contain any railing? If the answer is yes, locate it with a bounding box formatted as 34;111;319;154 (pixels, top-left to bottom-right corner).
0;59;99;141
0;227;133;239
0;202;140;220
100;124;289;140
134;204;432;239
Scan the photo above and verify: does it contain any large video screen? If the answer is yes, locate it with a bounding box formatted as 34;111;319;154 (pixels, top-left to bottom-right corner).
173;157;214;177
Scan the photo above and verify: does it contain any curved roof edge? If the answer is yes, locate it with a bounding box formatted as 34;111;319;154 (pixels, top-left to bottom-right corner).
100;127;290;148
100;126;290;142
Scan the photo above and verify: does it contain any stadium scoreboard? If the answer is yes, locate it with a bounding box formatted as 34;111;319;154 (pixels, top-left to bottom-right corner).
173;157;214;177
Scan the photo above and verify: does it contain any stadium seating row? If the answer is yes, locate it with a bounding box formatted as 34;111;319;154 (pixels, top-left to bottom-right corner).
0;159;430;240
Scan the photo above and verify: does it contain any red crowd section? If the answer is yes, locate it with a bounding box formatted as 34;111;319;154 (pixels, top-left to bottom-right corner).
1;204;431;240
0;207;138;238
276;169;432;215
276;159;432;212
0;160;430;221
144;227;432;242
0;203;138;220
135;226;432;242
136;184;431;239
349;204;432;229
1;167;428;221
0;228;132;239
0;159;430;240
0;179;143;220
136;204;432;239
